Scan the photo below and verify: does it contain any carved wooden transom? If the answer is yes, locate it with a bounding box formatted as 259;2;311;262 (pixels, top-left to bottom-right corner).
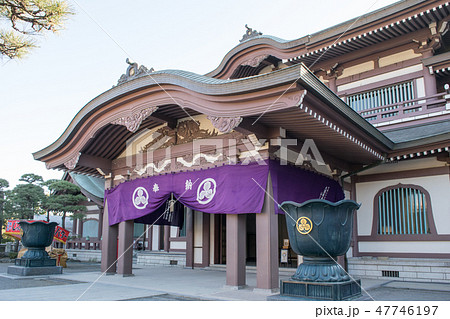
141;120;218;152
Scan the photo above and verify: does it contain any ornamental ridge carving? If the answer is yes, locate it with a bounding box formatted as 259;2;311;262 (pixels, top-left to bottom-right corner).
240;24;262;43
111;106;158;133
176;120;218;143
141;126;176;152
207;116;243;133
64;152;81;170
241;55;269;68
115;58;154;86
141;119;218;152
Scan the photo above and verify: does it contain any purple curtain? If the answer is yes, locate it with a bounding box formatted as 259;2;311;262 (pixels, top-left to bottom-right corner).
105;160;344;226
269;161;344;214
105;161;269;225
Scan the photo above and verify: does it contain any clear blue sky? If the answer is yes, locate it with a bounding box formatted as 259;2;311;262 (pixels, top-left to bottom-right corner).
0;0;398;188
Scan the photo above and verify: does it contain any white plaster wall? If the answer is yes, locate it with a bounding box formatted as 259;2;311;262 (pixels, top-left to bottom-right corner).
170;241;186;250
356;174;450;236
359;241;450;254
359;157;442;175
67;249;101;262
194;211;203;245
152;226;159;251
193;211;203;264
170;226;178;238
378;49;421;68
339;61;374;79
338;64;422;92
194;248;202;264
415;77;426;98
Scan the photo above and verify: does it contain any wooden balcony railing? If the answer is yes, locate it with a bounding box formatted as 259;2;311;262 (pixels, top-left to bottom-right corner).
66;238;101;250
357;91;450;126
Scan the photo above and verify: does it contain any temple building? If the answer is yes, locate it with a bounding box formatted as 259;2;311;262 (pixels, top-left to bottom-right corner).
34;0;450;290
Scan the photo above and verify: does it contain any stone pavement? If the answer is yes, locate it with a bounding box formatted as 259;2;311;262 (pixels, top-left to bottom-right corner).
0;260;449;301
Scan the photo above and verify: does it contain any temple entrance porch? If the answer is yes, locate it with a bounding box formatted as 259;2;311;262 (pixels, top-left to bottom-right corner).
34;64;391;292
100;152;349;291
101;174;283;291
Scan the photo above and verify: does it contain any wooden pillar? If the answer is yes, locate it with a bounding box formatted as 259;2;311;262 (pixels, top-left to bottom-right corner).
164;225;170;252
100;199;118;274
185;207;194;268
201;213;210;267
213;215;220;264
350;175;359;257
323;67;341;93
226;213;246;288
328;76;337;93
98;207;103;239
255;174;279;291
158;225;164;250
117;220;134;276
422;49;437;97
146;225;152;251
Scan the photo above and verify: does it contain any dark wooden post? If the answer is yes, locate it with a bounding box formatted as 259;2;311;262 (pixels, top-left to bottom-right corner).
117;220;134;276
255;174;279;291
421;49;437;98
100;199;118;274
98;207;103;239
164;225;170;252
185;208;194;268
226;213;246;288
201;213;210;267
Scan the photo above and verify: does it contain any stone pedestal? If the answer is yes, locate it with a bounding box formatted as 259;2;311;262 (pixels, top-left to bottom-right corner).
276;279;361;301
7;264;63;276
15;257;56;267
7;257;63;276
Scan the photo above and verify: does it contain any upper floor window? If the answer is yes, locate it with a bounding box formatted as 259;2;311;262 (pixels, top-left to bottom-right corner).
347;81;415;115
376;184;431;235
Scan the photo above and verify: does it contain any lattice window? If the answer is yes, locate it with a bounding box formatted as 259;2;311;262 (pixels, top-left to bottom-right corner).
376;186;430;235
347;81;415;113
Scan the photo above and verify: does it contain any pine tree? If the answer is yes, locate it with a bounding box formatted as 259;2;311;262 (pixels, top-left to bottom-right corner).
43;180;86;229
0;0;72;58
8;173;45;220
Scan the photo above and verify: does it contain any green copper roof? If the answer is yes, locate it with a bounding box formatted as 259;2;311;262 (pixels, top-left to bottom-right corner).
70;172;104;203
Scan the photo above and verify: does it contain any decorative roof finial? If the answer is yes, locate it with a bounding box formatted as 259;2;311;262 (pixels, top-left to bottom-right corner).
240;24;262;43
115;59;154;86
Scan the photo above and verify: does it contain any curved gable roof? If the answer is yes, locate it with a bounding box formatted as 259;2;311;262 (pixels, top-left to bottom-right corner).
206;0;445;79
